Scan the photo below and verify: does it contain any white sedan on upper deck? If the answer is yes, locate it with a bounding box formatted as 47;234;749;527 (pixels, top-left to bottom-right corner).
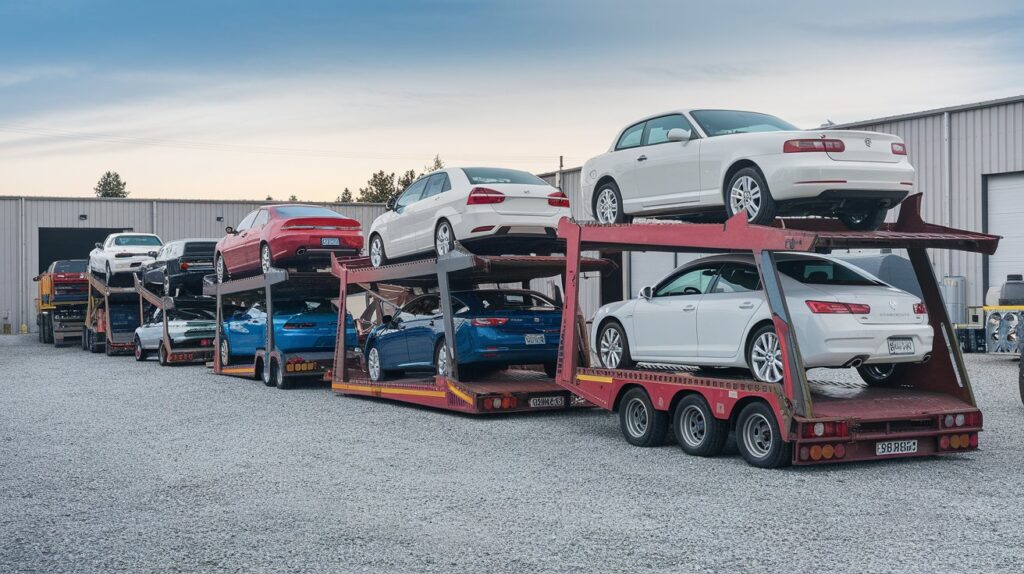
582;109;915;229
88;232;163;284
366;167;570;267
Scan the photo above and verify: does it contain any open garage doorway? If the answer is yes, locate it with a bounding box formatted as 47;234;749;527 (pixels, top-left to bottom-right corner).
38;227;129;273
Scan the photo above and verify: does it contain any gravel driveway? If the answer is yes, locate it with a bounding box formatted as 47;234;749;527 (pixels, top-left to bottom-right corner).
2;334;1022;573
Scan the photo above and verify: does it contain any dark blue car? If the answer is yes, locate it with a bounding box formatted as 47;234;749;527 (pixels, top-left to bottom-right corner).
220;298;357;364
364;289;562;381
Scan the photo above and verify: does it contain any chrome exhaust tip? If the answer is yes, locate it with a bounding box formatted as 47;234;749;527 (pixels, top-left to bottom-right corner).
921;354;931;364
849;358;863;368
296;248;307;256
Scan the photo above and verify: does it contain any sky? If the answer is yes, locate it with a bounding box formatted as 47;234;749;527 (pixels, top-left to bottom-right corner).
1;0;1022;202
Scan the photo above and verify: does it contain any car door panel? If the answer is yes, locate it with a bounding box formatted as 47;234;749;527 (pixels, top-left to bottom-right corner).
696;263;765;359
390;178;430;257
636;115;702;208
631;264;720;361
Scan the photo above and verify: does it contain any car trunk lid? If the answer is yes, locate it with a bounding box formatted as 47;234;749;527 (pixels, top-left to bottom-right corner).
281;217;361;230
821;130;904;163
480;184;563;216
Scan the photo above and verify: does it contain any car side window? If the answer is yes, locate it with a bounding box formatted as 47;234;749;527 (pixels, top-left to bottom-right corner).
654;265;720;297
396;178;430;210
615;122;645;150
423;173;450;199
711;264;761;293
643;114;696;146
235;211;257;231
252;209;269;228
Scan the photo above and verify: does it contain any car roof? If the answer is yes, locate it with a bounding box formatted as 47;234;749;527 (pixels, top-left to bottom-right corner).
673;252;837;270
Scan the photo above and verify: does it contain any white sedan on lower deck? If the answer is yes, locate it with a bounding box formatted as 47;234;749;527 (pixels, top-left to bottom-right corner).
366;167;570;267
591;253;933;385
582;109;915;229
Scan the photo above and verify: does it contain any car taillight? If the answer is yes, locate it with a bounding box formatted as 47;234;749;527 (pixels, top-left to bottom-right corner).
805;300;871;314
471;318;509;327
283;322;315;330
547;191;570;208
891;143;907;155
802;421;849;438
179;262;190;270
466;187;505;205
783;139;845;153
913;303;926;315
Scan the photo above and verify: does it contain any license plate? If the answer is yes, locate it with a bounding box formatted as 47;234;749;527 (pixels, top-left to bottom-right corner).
529;396;564;408
524;334;545;345
887;337;915;355
321;237;341;246
875;439;918;456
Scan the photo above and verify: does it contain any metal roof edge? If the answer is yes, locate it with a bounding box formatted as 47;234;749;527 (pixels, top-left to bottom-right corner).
829;94;1024;128
0;195;384;207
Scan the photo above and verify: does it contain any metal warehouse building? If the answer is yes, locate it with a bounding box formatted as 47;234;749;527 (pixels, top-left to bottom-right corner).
543;95;1024;308
0;197;384;334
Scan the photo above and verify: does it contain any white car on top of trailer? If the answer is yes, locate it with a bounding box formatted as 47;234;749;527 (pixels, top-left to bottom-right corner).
582;109;915;229
88;232;163;283
592;253;933;385
366;167;570;267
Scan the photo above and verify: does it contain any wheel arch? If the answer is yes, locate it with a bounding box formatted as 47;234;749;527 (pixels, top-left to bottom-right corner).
744;318;775;367
728;396;773;432
591;175;618;214
722;159;767;199
594;315;633;360
667;389;711;421
611;383;647;413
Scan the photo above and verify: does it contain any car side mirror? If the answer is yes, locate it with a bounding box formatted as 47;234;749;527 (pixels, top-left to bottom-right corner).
639;285;654;300
32;275;41;282
147;251;158;257
381;314;394;325
667;128;693;142
225;226;235;234
385;196;397;211
95;242;103;249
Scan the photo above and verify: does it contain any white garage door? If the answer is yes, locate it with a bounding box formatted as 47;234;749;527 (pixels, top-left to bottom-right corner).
988;173;1024;287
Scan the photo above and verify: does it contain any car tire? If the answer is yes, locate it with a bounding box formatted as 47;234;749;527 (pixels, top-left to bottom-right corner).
215;253;228;283
747;323;784;383
839;207;887;231
219;337;231;368
369;234;388;268
134;337;147;361
274;358;290;389
618;387;669;447
725;167;776;225
81;328;89;350
593;180;628;224
597;321;635;370
434;221;455;258
260;243;273;274
367;345;386;382
435;340;451;377
543;362;558;378
158;345;169;366
735;401;791;468
673;394;728;457
1018;356;1024;406
856;363;907;387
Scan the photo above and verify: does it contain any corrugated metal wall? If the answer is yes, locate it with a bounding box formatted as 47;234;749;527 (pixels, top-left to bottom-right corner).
1;197;384;333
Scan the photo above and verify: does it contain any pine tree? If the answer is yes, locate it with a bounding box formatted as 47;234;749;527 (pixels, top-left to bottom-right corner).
358;171;397;203
337;188;353;202
94;171;129;198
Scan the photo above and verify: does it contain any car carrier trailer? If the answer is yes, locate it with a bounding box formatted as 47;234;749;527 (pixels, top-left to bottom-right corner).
554;194;999;467
204;270;351;389
33;263;88;346
329;250;613;414
81;274;143;355
134;275;216;365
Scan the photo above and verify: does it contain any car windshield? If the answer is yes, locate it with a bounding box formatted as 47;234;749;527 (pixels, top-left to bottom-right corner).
273;205;345;218
462;168;549;186
689;110;798;137
460;291;557;312
777;258;882;286
114;235;162;246
53;260;87;272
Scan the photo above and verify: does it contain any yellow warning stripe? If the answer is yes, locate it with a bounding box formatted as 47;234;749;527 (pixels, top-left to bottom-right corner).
577;374;613;384
446;382;474;405
222;367;255;375
332;382;446;398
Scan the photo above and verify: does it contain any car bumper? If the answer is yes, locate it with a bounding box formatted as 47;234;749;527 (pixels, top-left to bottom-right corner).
797;316;934;368
757;154;915;202
269;232;363;264
108;257;153;273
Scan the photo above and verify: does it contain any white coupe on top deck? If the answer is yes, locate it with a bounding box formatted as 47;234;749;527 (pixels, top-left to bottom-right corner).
582;109;915;229
88;232;164;283
366;167;570;267
591;253;933;385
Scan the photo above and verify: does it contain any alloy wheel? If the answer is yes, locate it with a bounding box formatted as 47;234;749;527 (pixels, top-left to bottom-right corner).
741;412;774;459
216;256;225;283
370;237;383;267
623;397;649;438
435;224;453;256
599;326;623;368
436;344;449;376
678;404;707;448
729;175;762;220
368;347;382;381
596;188;619;224
261;245;272;273
751;330;783;383
220;339;229;367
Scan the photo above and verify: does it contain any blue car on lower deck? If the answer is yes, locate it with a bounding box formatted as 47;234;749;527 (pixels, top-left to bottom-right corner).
364;289;562;380
221;298;357;362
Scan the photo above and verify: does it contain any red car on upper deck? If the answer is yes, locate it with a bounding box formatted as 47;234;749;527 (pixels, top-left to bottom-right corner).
215;204;363;282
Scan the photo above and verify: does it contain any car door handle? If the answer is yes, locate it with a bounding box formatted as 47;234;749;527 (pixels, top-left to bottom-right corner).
637;155;648;162
683;305;696;311
739;302;755;309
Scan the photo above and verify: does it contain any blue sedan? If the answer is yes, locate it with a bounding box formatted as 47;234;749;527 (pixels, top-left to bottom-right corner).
220;298;357;364
364;289;562;381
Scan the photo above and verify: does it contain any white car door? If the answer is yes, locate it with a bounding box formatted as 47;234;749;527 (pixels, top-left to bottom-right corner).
411;172;452;251
608;121;648;213
696;263;765;359
388;177;430;257
635;114;702;208
630;263;721;361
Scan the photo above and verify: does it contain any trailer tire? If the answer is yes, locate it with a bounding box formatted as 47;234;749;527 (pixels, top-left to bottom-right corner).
618;387;669;447
42;315;53;344
1018;354;1023;406
105;339;114;356
735;401;791;468
273;358;290;390
673;394;728;457
158;345;169;366
261;357;274;386
856;363;907;387
134;337;147;361
81;328;89;350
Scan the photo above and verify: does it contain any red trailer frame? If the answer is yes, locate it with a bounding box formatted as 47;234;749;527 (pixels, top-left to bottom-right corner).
329;250;613;414
82;274;141;356
134;275;216;365
554;194;999;467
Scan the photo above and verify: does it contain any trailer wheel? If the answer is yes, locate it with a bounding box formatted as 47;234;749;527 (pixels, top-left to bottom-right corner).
1019;355;1023;406
735;401;791;468
158;345;169;366
673;394;728;457
81;328;89;350
134;337;147;361
856;363;906;387
261;358;274;386
105;339;114;356
618;387;668;447
274;358;290;389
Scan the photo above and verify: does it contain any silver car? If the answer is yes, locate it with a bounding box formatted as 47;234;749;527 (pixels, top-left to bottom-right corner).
133;307;217;360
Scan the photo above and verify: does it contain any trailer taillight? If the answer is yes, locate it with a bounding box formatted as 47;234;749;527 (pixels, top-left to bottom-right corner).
939;432;979;451
479;395;517;411
803;421;849;438
799;442;846;461
943;412;981;428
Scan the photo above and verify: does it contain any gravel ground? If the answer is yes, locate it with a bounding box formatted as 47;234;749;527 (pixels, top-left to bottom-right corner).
1;334;1022;573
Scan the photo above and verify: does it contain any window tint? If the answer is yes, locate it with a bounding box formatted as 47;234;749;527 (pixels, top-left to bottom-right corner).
465;291;556;311
235;211;258;231
252;210;269;228
711;264;761;293
689;110;798;137
462;168;548;186
777;258;881;286
615;122;645;150
643;114;696;145
655;265;720;297
423;173;450;198
114;235;162;246
273;205;344;218
396;178;429;209
53;260;87;273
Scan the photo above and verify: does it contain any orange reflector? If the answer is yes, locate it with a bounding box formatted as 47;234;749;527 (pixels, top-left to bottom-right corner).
950;434;961;449
822;444;835;459
810;445;822;461
959;434;969;447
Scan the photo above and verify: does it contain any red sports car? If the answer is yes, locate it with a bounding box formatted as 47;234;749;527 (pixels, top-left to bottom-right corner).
215;204;363;281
